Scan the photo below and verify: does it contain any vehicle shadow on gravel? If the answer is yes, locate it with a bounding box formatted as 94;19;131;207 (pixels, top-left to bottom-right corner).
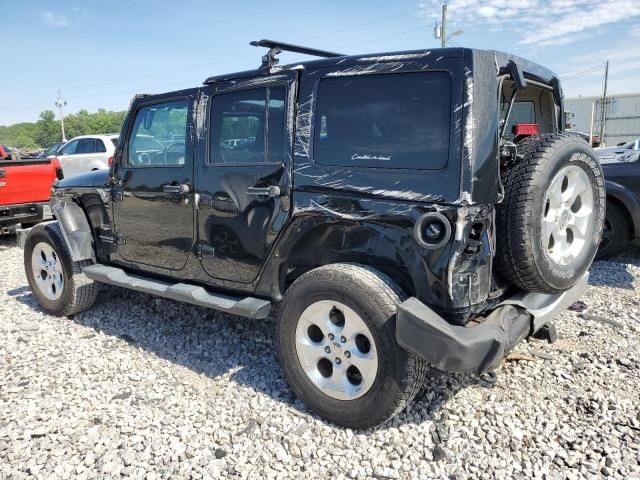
589;244;640;290
7;280;487;429
0;234;17;250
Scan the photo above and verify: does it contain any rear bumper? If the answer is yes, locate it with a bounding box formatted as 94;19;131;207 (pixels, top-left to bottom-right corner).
396;274;588;375
0;202;45;227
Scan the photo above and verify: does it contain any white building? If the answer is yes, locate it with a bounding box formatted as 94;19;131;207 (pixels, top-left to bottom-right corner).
565;92;640;147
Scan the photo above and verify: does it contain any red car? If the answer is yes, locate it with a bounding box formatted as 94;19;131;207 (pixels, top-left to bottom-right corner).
0;156;63;231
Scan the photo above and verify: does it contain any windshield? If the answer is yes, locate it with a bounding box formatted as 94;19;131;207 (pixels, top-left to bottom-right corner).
45;143;62;155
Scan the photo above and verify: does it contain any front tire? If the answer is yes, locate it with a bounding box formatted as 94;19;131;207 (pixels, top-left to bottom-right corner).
24;222;98;316
276;263;427;429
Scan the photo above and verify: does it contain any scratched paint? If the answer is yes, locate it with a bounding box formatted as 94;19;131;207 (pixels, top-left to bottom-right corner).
359;52;431;62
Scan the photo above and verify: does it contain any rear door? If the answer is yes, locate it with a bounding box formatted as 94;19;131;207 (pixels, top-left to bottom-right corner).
89;138;109;170
111;91;196;272
195;73;295;283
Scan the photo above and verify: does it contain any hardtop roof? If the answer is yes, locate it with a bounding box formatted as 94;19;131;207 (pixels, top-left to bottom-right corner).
203;47;558;86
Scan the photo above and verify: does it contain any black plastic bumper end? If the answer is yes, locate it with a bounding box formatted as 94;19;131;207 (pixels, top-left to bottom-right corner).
396;298;533;375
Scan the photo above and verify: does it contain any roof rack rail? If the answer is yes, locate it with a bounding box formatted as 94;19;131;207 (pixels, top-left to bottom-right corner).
250;39;344;69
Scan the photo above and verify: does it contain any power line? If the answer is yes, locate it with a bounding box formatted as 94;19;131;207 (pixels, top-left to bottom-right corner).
562;62;607;80
335;26;427;50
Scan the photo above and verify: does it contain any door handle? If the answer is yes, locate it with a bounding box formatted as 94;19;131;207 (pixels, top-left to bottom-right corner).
246;186;281;197
163;184;190;194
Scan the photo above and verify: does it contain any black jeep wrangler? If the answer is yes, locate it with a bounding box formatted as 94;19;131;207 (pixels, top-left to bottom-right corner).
21;40;605;429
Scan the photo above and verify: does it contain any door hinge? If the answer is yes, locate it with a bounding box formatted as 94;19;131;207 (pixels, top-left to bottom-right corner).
97;227;125;245
196;243;215;259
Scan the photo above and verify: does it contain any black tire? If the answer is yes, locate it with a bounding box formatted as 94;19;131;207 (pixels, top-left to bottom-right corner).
496;134;606;293
276;263;427;429
24;222;98;316
596;201;631;260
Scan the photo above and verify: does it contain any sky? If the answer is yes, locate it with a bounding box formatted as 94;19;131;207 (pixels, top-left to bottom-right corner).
1;0;639;126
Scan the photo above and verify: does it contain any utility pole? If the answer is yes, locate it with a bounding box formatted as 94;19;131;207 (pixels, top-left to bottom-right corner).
441;3;447;48
434;3;461;47
599;60;609;147
54;89;67;142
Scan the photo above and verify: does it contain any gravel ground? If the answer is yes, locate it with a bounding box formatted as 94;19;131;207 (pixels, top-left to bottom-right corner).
1;234;639;480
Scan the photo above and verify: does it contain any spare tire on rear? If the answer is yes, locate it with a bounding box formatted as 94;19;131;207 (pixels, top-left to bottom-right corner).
496;133;606;293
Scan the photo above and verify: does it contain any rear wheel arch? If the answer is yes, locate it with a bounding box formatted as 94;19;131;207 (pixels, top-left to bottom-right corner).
278;220;418;299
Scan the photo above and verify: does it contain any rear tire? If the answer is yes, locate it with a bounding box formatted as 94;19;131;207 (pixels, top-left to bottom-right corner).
596;201;631;260
496;134;606;293
276;263;427;429
24;222;98;316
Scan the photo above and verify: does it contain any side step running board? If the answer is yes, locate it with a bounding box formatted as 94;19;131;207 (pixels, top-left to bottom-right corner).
81;264;272;319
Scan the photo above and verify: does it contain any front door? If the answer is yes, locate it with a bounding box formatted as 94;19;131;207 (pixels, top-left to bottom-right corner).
112;92;196;272
195;74;295;283
57;138;87;177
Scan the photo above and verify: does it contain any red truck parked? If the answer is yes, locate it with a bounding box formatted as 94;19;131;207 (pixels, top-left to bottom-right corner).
0;157;63;232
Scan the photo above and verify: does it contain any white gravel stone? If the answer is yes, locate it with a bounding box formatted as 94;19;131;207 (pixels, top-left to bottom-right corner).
1;235;639;479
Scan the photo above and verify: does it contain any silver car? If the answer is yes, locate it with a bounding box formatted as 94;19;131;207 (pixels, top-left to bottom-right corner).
596;139;640;164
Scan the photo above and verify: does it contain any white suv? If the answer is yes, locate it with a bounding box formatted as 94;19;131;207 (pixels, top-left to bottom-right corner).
55;134;119;177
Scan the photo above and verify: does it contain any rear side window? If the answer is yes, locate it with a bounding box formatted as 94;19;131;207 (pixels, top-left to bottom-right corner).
76;138;96;154
209;86;286;165
314;72;452;169
96;139;107;153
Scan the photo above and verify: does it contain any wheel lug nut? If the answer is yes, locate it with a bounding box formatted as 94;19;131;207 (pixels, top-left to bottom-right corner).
335;358;342;365
324;346;331;353
340;336;346;343
345;351;351;358
328;333;334;341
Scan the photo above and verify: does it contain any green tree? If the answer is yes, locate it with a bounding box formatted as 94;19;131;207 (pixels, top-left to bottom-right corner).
0;108;127;149
34;110;61;146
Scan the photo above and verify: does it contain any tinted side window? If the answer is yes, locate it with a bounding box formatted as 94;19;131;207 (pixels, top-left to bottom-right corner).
314;72;451;170
76;138;96;154
209;85;286;164
96;139;107;153
128;100;188;167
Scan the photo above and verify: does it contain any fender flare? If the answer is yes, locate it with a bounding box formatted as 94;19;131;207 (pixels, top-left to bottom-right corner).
50;196;95;262
605;180;640;238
